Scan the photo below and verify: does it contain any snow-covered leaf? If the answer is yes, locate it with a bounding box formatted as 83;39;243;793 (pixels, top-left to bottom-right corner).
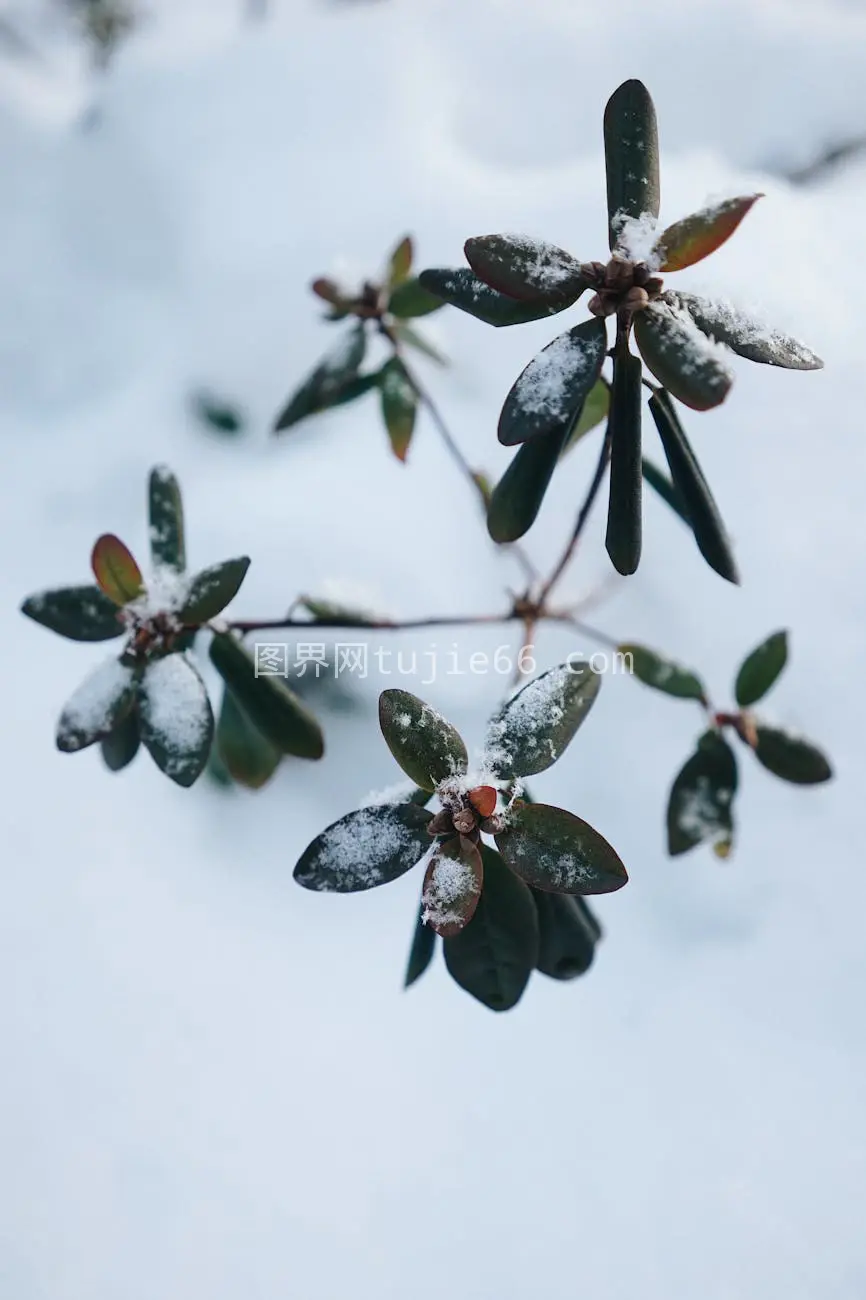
665;291;823;370
138;653;214;788
379;689;467;791
487;427;567;543
214;687;281;790
56;657;137;753
635;303;733;411
443;846;538;1011
90;534;145;606
533;890;600;980
21;584;124;642
100;709;141;773
605;348;643;576
753;726;832;785
561;378;610;454
179;557;250;624
209;632;324;759
404;905;437;988
496;802;627;895
421;836;483;937
148;466;186;573
667;731;738;856
497;318;608;446
654;194;762;272
485;661;601;780
388;277;445;319
647;389;739;583
464;233;586;306
378;356;417;461
604;79;660;250
735;631;788;707
618;643;707;701
294;802;433;893
273;321;367;431
417;268;565;327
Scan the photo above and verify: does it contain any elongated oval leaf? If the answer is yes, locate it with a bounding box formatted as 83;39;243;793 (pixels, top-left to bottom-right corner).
533;889;599;980
604;80;660;250
417;268;565;328
496;802;627;895
379;689;467;791
273;322;367;432
561;378;610;454
641;456;690;523
464;234;586;306
443;846;538;1011
56;657;137;753
100;707;141;772
605;348;643;575
665;291;823;370
148;465;186;572
498;318;608;447
635;304;733;411
485;661;601;780
91;534;145;606
735;630;788;707
654;195;762;272
209;632;324;759
179;557;250;624
391;319;447;367
138;652;214;787
388;277;445;319
215;687;282;790
648;389;739;583
387;234;413;286
294;802;432;892
487;425;569;543
21;585;124;642
753;726;832;785
379;356;417;462
667;731;738;855
618;643;706;701
405;905;437;988
421;836;483;937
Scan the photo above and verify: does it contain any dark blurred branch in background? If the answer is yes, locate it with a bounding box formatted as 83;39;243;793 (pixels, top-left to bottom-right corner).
776;135;866;185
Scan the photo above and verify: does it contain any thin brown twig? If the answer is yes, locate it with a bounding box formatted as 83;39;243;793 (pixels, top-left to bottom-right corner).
535;422;613;608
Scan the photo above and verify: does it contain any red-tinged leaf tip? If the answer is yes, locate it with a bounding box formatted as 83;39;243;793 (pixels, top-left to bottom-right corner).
655;194;764;273
468;785;497;819
90;534;144;606
311;277;343;305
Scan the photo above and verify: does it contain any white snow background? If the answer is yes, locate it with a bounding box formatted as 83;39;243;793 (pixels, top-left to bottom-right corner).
2;1;865;1296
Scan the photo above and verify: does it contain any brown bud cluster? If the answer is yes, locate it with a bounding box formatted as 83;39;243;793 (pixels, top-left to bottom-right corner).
425;784;504;846
123;608;184;662
584;256;664;321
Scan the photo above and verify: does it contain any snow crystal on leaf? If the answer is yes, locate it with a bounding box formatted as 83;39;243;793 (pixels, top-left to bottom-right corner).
513;334;591;418
499;234;581;291
307;806;427;891
484;664;572;772
612;211;662;267
422;851;477;931
669;293;823;369
139;653;211;780
57;656;133;750
648;301;734;374
677;775;732;843
360;779;419;807
128;565;190;620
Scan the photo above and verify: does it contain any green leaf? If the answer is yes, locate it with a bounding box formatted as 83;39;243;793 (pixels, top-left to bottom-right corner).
667;731;738;855
664;291;823;371
378;689;468;791
641;457;690;524
179;557;251;624
443;846;538;1012
496;802;627;895
209;632;324;759
485;661;601;781
561;378;610;454
90;534;145;606
647;390;739;584
273;322;367;431
604;347;643;576
417;268;565;327
734;631;788;707
497;318;608;447
387;234;413;286
464;234;586;306
388;277;445;319
634;304;733;411
294;802;433;892
405;905;437;988
148;465;186;572
753;726;832;785
618;643;707;701
487;426;569;544
192;392;246;436
21;585;124;642
56;656;137;753
654;195;762;272
604;79;660;251
421;835;484;937
379;356;417;462
391;320;447;366
328;372;381;408
100;708;141;772
533;890;600;980
138;652;215;788
214;687;282;790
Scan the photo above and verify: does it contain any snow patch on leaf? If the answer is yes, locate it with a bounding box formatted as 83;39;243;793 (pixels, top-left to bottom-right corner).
56;656;134;751
612;210;662;267
512;333;594;418
139;653;212;782
422;850;478;932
